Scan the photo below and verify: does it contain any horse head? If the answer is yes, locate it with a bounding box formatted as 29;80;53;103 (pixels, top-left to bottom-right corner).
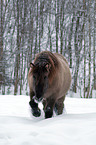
30;62;51;102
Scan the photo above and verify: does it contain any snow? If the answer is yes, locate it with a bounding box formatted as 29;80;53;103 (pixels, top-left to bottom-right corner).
0;95;96;145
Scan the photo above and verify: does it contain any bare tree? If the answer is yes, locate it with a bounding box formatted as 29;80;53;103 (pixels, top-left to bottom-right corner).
0;0;4;87
93;1;96;90
0;0;96;98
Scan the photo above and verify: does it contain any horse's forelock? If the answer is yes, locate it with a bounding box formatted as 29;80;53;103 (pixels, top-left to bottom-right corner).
33;51;59;83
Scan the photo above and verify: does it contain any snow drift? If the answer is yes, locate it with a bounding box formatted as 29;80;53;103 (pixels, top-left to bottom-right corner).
0;95;96;145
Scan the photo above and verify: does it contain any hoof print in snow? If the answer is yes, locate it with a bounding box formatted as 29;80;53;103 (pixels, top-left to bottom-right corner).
45;107;53;119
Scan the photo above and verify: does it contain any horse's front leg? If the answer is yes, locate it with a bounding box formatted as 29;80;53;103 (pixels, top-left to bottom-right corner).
44;97;55;119
29;91;41;117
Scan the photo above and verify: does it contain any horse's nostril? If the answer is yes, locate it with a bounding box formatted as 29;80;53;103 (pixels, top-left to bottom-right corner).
38;97;43;101
35;95;43;102
35;93;45;102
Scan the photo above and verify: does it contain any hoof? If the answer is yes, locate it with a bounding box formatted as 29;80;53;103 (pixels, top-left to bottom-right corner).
32;108;41;117
54;103;64;115
45;107;53;119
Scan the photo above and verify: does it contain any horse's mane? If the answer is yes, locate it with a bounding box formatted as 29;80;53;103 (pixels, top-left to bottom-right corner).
33;51;59;82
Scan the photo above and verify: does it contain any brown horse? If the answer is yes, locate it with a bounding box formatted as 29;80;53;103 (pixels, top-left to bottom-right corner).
28;51;71;118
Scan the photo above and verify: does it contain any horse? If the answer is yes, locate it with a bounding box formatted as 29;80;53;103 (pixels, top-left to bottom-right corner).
28;51;71;119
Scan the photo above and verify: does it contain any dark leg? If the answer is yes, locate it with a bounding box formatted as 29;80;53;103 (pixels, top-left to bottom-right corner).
29;91;41;117
44;97;55;119
54;96;65;115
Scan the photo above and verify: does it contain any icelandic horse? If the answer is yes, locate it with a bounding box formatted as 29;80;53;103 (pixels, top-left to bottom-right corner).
28;51;71;118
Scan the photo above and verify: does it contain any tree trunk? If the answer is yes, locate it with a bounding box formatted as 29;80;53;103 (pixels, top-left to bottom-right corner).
83;0;86;98
55;0;59;53
48;1;52;52
73;9;85;93
83;27;86;98
39;1;44;52
0;0;4;86
86;0;91;98
34;1;38;58
93;1;96;90
60;2;65;54
14;0;20;95
68;14;75;68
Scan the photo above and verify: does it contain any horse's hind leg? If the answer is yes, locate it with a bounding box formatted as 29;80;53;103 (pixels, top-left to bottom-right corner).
29;91;41;117
54;96;65;115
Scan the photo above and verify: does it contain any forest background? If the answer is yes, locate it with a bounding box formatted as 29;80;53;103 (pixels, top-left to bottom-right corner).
0;0;96;98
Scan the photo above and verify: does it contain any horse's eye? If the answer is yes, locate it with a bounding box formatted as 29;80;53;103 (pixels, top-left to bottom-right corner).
33;75;36;80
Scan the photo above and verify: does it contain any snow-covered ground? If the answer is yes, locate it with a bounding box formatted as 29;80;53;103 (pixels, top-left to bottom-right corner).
0;95;96;145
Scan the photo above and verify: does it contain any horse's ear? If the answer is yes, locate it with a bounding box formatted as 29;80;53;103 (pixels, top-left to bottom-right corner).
29;63;35;73
30;63;35;68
